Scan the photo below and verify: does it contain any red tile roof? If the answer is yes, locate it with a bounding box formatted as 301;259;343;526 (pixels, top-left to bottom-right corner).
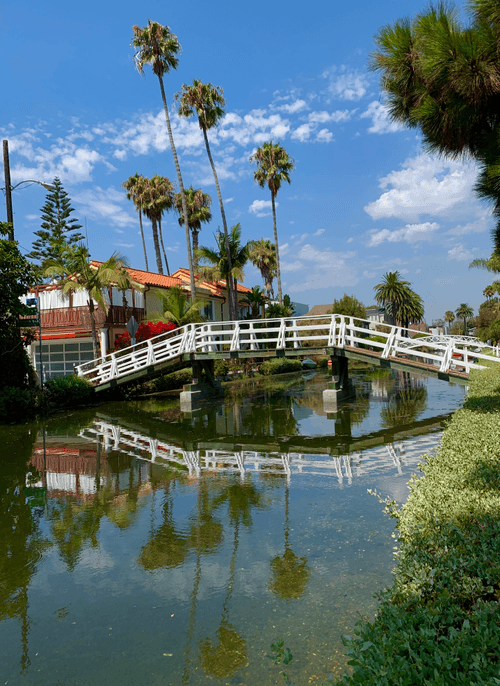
172;268;252;296
89;262;182;289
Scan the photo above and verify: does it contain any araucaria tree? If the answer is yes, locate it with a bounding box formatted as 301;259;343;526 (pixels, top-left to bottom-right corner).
371;1;500;253
174;186;212;274
28;178;84;269
176;80;237;319
132;21;196;297
250;142;294;306
122;173;149;271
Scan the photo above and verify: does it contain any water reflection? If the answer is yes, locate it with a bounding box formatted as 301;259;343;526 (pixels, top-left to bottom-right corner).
0;369;465;684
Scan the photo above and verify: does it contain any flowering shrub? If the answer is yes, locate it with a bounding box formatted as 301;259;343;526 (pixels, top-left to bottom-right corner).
114;321;177;350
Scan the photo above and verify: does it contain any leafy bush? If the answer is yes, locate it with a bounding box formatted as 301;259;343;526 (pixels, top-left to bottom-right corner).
0;386;35;423
147;368;193;392
332;361;500;685
260;358;302;375
214;358;231;377
45;375;95;407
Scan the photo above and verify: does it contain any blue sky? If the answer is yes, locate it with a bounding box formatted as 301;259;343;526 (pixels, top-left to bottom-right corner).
2;0;494;323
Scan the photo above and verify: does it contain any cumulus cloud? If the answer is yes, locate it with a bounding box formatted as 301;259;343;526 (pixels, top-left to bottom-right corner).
249;199;275;217
73;186;136;227
446;217;489;236
287;244;358;291
323;66;370;101
448;244;475;261
316;128;333;143
364;154;480;222
314;229;325;236
291;124;312;142
308;110;353;124
274;99;308;114
360;101;402;134
368;222;440;247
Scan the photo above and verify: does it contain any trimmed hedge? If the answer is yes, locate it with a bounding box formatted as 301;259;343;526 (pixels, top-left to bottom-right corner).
260;358;303;376
331;361;500;685
45;375;95;408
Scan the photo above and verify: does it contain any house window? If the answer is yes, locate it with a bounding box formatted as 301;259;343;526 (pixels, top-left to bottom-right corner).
34;339;95;379
203;300;214;321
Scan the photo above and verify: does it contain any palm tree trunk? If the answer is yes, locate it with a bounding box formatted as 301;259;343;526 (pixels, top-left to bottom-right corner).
151;217;163;274
202;126;235;320
157;75;196;299
192;228;199;275
139;209;149;271
271;193;283;305
158;217;170;275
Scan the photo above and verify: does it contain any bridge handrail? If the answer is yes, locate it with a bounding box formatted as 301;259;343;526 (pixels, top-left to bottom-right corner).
75;314;500;386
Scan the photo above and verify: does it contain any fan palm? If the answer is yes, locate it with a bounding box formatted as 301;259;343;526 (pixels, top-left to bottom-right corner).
175;80;236;319
150;286;207;327
250;142;295;305
122;173;149;270
142;175;175;275
132;21;196;296
455;303;474;336
374;271;411;325
445;310;455;327
174;186;212;274
247;238;277;299
198;224;249;320
44;247;130;359
483;285;495;300
242;285;266;319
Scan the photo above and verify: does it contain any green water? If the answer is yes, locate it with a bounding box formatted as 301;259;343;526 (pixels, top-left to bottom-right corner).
0;369;465;685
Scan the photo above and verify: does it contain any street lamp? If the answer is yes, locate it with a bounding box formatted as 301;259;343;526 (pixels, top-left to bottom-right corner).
2;139;54;241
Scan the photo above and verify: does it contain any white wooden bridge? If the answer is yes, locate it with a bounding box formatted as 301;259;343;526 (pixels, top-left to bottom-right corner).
75;314;500;391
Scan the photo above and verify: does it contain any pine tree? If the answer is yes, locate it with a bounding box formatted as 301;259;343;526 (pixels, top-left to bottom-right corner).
28;178;84;268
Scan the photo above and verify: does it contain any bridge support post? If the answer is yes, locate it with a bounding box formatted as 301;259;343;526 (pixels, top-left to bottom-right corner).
323;355;355;411
180;359;224;413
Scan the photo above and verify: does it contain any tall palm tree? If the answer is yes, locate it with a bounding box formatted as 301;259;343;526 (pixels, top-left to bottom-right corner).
174;186;212;274
132;21;196;297
445;310;455;328
374;271;412;325
44;247;130;359
176;80;236;319
247;238;277;299
455;303;474;336
250;142;295;305
122;173;149;270
483;285;495;300
198;224;249;319
142;175;175;275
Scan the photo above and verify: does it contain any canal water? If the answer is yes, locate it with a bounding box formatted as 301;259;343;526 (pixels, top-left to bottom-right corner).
0;369;465;685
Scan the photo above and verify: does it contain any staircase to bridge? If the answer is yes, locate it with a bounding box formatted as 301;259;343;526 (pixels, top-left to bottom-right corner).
76;314;500;395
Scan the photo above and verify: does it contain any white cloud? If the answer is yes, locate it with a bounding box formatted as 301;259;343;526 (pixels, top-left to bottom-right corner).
291;124;312;142
447;244;475;261
314;229;325;236
114;241;135;249
113;149;127;161
225;197;234;203
316;128;333;143
25;214;39;221
275;99;308;114
363;270;376;278
294;233;308;244
249;199;275;217
73;186;136;227
308;110;352;124
347;237;354;243
368;222;440;247
281;260;303;273
323;67;370;101
360;101;402;134
446;217;489;236
364;154;480;222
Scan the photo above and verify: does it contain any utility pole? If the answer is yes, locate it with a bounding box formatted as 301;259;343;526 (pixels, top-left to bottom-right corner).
3;140;14;241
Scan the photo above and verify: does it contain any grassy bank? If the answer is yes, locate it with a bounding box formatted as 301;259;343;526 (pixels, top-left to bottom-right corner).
331;362;500;685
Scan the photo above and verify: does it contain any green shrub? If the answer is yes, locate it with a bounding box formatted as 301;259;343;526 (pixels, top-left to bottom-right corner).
45;375;95;408
214;358;231;377
332;361;500;685
0;386;35;423
260;358;302;375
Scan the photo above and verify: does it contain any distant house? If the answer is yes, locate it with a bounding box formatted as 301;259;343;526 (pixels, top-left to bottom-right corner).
304;304;333;317
23;264;252;380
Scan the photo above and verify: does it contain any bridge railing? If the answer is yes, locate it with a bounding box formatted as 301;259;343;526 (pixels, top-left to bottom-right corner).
75;314;500;386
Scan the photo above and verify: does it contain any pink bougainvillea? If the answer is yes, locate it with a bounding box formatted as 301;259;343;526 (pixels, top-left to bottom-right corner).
114;321;177;350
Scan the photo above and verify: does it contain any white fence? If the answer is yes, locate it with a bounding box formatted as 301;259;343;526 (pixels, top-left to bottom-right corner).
76;314;500;387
